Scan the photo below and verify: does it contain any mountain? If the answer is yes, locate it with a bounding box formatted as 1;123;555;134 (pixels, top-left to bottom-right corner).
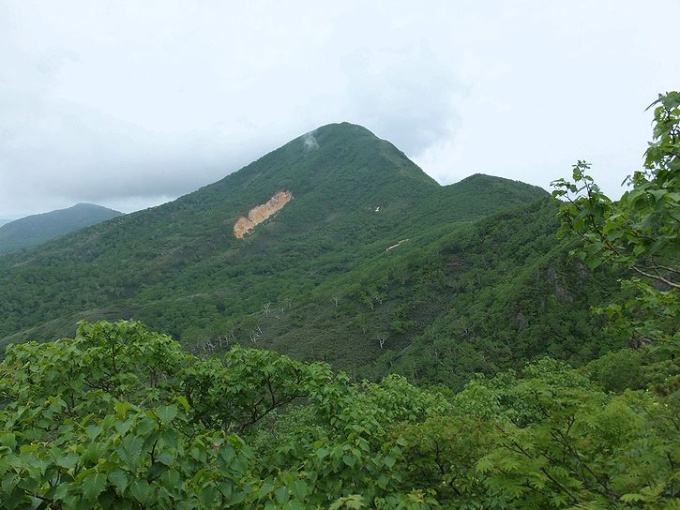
0;203;123;255
243;196;624;387
0;123;625;386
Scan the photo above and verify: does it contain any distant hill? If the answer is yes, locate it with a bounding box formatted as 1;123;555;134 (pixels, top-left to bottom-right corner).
0;203;123;255
0;123;626;387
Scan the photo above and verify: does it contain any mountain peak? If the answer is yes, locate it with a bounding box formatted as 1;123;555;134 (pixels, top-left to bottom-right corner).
0;203;123;255
453;173;548;195
0;124;550;354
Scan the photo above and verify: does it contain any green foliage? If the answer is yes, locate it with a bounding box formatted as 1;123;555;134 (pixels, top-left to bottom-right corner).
0;124;548;374
2;121;621;392
4;96;680;509
182;345;337;434
255;196;625;386
536;91;680;505
376;92;680;508
584;342;680;397
399;359;680;508
0;320;457;508
552;92;680;348
0;321;257;509
2;316;680;508
584;347;646;392
3;94;680;509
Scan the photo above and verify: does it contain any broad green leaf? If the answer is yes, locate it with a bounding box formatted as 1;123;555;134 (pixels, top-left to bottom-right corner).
155;405;178;426
82;471;107;502
129;479;151;504
108;469;128;493
0;432;16;448
85;424;103;441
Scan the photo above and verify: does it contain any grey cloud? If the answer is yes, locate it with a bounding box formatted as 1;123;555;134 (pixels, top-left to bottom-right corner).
340;45;463;157
0;96;266;216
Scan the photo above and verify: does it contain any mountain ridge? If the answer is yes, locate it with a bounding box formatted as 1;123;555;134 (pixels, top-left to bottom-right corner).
0;203;123;255
0;122;623;388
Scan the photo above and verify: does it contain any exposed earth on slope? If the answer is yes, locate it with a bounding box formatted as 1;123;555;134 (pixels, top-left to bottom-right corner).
233;190;293;239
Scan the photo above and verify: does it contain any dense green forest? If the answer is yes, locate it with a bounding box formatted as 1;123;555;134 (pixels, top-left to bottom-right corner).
0;93;678;508
1;124;545;356
0;123;622;388
1;320;678;509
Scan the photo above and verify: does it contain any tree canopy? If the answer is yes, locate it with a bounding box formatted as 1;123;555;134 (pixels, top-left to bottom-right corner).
1;319;678;508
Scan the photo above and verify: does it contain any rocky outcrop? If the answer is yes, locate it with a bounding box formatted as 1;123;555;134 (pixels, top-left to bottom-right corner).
233;190;293;239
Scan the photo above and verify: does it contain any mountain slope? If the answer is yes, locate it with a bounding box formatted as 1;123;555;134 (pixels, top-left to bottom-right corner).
0;203;123;255
0;123;547;356
245;197;625;387
0;121;623;389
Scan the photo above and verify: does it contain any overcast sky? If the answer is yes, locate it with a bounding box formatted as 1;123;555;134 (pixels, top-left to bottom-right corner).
1;1;678;219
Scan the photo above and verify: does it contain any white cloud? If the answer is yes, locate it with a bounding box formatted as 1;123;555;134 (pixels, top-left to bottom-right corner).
1;0;679;217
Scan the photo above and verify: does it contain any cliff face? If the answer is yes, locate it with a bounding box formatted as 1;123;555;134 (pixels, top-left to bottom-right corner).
233;190;293;239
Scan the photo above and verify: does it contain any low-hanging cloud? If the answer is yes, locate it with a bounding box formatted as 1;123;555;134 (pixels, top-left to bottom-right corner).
0;96;262;216
302;130;319;150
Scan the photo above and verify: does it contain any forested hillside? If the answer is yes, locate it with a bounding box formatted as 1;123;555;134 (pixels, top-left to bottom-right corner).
0;93;678;508
0;124;560;377
0;203;122;255
251;197;625;387
0;122;632;387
